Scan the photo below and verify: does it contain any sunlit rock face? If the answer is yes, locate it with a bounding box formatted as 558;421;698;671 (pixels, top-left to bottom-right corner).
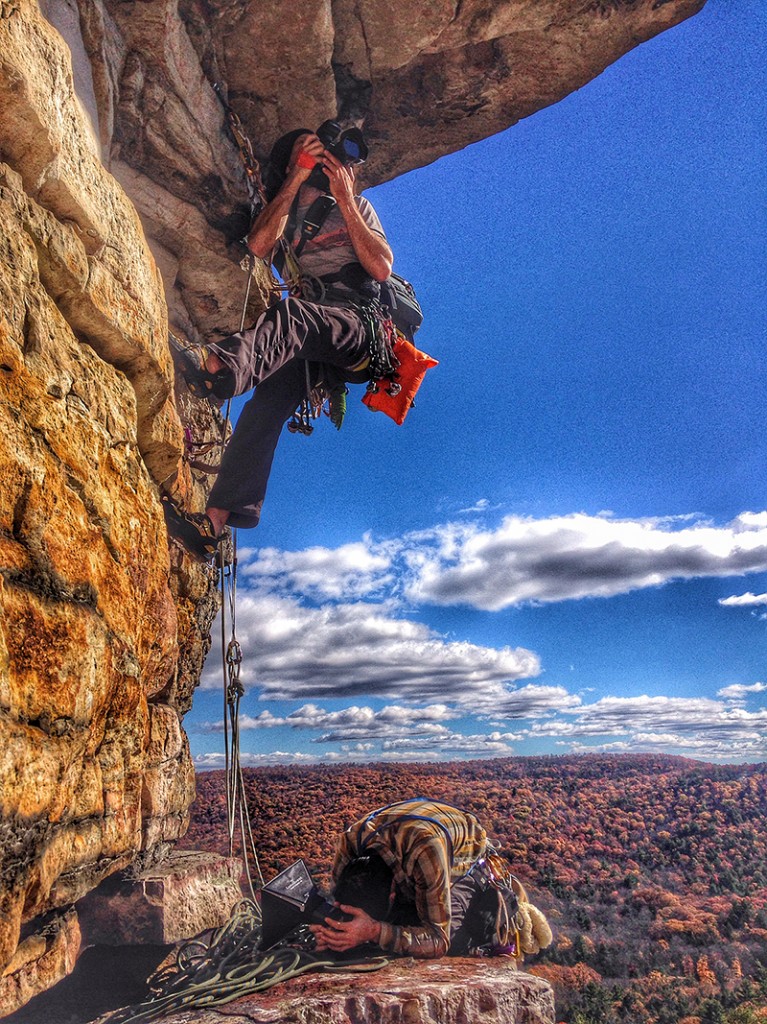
0;0;212;1002
0;0;705;1009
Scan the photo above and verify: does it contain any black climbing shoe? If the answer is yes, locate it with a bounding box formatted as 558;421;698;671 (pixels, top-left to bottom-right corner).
168;333;232;399
161;492;225;563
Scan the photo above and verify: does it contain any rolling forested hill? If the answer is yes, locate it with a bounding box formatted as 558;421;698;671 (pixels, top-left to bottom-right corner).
181;754;767;1024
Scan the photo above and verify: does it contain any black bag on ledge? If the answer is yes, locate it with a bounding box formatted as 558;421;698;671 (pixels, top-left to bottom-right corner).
260;859;350;950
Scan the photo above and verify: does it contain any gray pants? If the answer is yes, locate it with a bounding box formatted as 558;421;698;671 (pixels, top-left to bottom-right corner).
207;297;369;529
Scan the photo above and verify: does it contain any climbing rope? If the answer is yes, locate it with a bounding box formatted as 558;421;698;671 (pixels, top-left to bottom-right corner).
218;529;264;899
101;900;388;1024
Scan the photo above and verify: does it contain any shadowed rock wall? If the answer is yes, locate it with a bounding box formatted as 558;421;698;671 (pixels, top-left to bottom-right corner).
0;0;706;1012
73;0;706;343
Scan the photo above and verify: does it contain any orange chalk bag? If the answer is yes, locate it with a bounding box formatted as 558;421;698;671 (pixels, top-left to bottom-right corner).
363;331;438;425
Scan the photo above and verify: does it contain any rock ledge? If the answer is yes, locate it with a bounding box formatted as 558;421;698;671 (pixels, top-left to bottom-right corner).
152;957;555;1024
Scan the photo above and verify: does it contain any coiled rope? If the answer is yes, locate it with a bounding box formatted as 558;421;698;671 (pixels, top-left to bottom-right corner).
102;901;388;1024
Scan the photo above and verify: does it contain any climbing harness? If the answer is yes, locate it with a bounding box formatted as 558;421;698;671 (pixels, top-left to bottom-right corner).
279;191;429;428
101;900;388;1024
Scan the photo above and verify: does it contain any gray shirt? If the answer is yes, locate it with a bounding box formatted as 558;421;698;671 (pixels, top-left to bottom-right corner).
289;191;387;297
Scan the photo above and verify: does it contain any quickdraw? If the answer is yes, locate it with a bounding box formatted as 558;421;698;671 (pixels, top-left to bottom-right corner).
213;82;268;217
287;363;349;435
359;301;400;388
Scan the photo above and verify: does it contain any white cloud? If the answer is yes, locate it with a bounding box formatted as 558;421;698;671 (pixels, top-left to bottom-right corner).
474;683;581;718
238;540;393;600
717;682;767;700
719;592;767;607
230;511;767;614
539;694;767;734
201;594;540;701
195;687;767;766
529;694;767;761
405;512;767;611
192;510;767;765
198;703;461;740
382;730;521;756
564;732;767;761
194;750;321;769
458;498;492;514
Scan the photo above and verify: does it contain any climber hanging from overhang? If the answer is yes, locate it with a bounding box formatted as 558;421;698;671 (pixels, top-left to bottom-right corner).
163;117;433;561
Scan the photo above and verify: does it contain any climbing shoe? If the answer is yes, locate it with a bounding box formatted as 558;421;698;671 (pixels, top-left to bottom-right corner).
168;332;232;399
161;492;225;563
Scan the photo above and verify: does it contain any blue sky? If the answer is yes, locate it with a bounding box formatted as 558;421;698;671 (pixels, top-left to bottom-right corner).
186;0;767;768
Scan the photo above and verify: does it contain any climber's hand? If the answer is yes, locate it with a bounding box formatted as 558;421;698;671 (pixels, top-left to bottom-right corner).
310;904;381;951
288;133;325;181
322;150;357;205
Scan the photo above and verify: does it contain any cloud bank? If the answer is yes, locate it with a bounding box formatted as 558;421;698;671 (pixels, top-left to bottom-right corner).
201;593;540;701
405;512;767;611
236;511;767;613
192;509;767;766
195;686;767;766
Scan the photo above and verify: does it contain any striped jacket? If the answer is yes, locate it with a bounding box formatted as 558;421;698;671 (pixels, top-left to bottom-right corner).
331;798;489;957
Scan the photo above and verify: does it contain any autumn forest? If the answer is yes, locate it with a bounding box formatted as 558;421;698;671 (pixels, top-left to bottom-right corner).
181;754;767;1024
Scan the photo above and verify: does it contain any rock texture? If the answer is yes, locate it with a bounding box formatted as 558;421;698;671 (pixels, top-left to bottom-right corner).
146;958;556;1024
0;0;217;1002
0;909;80;1018
0;0;706;1013
77;850;243;946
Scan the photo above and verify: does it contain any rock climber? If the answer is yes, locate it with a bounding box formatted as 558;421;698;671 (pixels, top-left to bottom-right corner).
309;798;553;959
163;123;395;560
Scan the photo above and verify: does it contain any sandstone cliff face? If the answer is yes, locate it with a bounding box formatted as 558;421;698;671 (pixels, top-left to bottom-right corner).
0;0;213;1002
0;0;705;1012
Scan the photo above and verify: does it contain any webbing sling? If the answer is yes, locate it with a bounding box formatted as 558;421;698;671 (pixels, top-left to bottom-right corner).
289;193;338;256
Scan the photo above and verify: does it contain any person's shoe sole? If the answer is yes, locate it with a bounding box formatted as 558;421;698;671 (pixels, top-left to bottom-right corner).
161;492;222;562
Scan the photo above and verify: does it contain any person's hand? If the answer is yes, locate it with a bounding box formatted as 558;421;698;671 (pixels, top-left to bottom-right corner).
321;150;357;206
309;904;381;952
287;133;325;183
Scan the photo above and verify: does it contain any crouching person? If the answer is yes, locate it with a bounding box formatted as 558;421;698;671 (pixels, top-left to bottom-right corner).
309;798;552;960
